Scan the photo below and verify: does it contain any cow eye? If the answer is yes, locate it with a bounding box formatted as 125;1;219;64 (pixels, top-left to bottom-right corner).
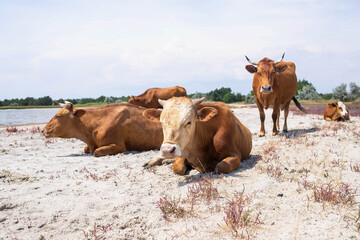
186;121;191;126
257;72;262;76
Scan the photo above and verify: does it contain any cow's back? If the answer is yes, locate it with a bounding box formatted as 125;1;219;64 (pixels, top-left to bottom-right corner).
88;104;163;150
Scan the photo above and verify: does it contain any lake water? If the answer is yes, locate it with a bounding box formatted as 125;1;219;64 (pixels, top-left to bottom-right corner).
0;108;59;126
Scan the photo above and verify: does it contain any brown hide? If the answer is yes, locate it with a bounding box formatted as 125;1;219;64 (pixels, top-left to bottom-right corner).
246;56;304;136
324;102;350;121
128;86;187;108
42;103;163;157
143;97;252;174
185;102;252;173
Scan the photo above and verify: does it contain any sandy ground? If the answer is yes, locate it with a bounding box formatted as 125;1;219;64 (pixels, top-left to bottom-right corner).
1;105;359;240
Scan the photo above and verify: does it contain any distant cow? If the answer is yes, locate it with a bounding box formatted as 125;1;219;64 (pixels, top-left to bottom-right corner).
128;86;187;108
245;53;307;136
42;102;163;157
324;101;350;121
142;97;252;175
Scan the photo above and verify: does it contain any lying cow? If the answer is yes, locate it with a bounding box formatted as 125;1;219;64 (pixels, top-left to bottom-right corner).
42;102;163;157
142;97;252;175
324;101;350;121
245;53;307;136
128;86;187;108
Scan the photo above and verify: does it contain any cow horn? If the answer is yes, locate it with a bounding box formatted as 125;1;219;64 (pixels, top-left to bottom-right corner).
192;97;205;106
274;52;285;64
158;99;167;106
245;55;258;66
54;99;66;107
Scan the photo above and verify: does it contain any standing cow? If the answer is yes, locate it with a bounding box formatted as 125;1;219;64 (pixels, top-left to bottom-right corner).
142;97;252;175
324;101;350;121
42;102;163;157
245;53;307;136
128;86;187;108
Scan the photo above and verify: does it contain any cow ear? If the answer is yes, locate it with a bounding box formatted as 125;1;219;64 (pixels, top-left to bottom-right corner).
245;65;257;74
143;109;161;121
331;103;337;107
74;109;85;117
275;64;287;73
197;107;218;122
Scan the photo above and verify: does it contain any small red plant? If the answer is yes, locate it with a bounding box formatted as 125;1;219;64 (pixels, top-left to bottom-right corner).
155;196;186;221
223;189;261;238
187;175;219;205
350;164;360;173
313;182;357;209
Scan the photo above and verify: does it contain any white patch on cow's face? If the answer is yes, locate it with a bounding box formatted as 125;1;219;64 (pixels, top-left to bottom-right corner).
337;101;348;116
160;98;197;156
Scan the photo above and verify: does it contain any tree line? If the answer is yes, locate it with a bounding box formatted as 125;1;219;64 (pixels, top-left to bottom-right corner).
1;81;359;107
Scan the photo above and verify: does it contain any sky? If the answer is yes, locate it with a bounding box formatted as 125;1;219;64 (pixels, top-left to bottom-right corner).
1;0;360;100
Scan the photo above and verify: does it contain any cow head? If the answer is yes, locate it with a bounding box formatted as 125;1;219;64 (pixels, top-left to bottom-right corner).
327;102;349;121
245;53;287;94
128;96;143;106
143;97;217;158
42;101;85;138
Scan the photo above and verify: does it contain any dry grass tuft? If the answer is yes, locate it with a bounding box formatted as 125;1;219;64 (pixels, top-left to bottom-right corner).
155;196;186;221
222;189;261;239
82;222;113;240
186;175;219;206
312;182;357;209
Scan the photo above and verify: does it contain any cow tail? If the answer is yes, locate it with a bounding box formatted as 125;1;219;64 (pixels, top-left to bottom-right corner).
292;96;307;113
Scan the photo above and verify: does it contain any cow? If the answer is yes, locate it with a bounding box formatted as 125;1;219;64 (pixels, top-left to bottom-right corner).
142;97;252;175
324;101;350;121
128;86;187;108
42;101;163;157
245;53;307;136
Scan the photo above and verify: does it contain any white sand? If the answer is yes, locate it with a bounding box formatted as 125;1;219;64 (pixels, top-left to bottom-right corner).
0;105;359;240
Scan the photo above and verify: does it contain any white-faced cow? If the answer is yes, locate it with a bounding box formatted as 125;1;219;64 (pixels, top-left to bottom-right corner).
324;101;350;121
142;97;252;175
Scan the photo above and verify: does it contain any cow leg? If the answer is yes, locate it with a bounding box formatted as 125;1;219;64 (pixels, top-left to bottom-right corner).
93;143;126;157
214;155;241;174
276;109;280;131
255;97;266;137
283;101;291;132
143;157;176;168
173;157;188;175
84;145;90;154
272;101;281;136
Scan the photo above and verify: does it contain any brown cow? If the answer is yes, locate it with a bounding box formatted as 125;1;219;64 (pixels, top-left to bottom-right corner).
42;102;163;157
245;53;307;136
128;86;187;108
142;97;252;175
324;101;350;121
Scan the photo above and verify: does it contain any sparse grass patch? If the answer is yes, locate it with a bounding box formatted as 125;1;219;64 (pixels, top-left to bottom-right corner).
82;222;113;240
29;126;41;134
350;164;360;173
222;189;261;239
155;196;186;221
312;182;357;209
345;205;360;233
186;175;219;206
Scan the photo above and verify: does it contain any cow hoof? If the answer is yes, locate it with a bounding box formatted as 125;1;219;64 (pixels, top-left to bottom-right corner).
143;163;151;169
283;129;288;133
259;133;265;137
162;159;170;165
272;132;278;136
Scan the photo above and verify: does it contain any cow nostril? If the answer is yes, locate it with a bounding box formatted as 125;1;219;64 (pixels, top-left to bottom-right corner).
170;146;176;154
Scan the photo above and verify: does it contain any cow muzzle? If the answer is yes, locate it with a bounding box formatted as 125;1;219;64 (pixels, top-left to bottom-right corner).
41;129;50;138
160;143;181;158
261;85;272;94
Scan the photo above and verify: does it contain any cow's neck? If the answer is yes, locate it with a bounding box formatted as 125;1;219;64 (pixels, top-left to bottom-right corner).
181;121;215;172
72;110;99;147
